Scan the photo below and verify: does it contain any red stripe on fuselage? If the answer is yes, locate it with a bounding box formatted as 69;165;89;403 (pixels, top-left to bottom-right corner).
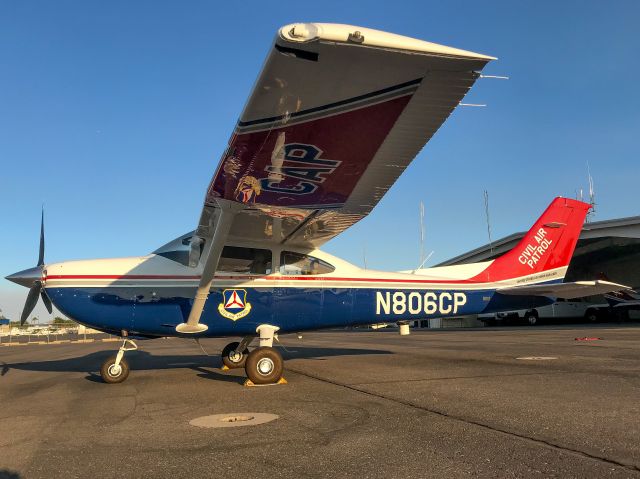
44;273;486;285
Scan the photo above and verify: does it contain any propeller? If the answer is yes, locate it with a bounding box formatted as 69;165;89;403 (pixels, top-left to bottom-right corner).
5;210;53;325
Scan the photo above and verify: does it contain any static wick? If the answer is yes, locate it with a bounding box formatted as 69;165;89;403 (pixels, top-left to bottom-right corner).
480;74;510;80
459;103;487;107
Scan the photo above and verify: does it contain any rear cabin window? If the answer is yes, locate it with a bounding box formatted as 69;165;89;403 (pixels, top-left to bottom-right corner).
279;251;335;275
218;246;272;275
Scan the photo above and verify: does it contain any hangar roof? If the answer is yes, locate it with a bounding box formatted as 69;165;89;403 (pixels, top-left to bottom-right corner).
438;215;640;266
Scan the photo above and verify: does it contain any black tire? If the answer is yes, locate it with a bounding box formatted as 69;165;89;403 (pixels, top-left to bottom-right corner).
100;356;130;384
245;347;283;385
584;309;599;323
222;341;249;369
525;311;539;326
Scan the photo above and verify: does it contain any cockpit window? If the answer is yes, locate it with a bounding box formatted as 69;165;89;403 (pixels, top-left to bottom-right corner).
280;251;335;275
154;233;272;274
218;246;272;275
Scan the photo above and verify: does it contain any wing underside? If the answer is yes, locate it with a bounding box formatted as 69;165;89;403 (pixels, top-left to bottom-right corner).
196;23;493;248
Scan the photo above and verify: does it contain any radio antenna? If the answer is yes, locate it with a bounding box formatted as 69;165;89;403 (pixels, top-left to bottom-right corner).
484;190;494;253
412;250;434;273
410;202;434;274
586;163;596;223
419;201;425;269
362;241;368;270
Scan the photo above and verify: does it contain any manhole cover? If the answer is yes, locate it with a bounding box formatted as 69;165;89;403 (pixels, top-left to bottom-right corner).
189;413;278;428
516;356;558;361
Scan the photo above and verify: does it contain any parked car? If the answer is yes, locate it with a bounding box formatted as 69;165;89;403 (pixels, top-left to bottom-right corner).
479;297;609;326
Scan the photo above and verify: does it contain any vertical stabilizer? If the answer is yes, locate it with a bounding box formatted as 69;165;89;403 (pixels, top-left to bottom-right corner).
472;197;590;283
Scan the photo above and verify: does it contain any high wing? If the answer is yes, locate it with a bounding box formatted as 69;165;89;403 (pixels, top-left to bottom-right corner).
497;280;631;300
177;23;494;333
194;23;494;251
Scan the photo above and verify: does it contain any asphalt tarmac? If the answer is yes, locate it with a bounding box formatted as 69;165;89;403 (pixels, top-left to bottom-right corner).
1;325;639;478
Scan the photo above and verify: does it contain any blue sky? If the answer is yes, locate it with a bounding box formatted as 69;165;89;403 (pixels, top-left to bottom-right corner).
1;1;639;321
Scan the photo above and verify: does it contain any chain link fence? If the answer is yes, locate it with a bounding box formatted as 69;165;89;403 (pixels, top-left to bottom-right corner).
0;324;117;344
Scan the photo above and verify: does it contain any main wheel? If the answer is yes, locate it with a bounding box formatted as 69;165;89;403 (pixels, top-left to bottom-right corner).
221;341;249;369
100;356;130;384
245;347;283;385
584;309;599;323
525;311;538;326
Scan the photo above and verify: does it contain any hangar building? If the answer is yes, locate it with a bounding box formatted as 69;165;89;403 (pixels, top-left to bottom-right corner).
439;215;640;287
428;214;640;327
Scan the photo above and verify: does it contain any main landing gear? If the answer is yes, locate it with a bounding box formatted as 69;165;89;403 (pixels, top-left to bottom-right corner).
221;324;286;386
99;325;286;386
100;338;137;384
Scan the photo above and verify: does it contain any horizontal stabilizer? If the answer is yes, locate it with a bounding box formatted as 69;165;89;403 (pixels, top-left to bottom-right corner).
497;280;630;300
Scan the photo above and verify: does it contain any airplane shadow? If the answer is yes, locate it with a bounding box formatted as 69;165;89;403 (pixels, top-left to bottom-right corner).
1;345;391;384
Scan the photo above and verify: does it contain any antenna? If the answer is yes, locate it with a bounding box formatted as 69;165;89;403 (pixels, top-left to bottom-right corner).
410;202;434;274
412;250;434;273
419;201;425;269
484;190;494;253
362;241;368;270
586;163;596;222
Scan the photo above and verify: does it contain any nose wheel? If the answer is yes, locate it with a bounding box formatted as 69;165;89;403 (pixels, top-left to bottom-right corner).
100;338;137;384
101;356;130;383
221;340;250;369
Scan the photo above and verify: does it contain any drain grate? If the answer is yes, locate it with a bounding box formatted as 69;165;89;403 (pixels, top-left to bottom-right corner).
189;413;278;428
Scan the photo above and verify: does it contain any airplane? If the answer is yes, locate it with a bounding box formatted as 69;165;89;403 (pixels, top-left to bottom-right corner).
595;272;640;310
6;23;628;386
604;288;640;309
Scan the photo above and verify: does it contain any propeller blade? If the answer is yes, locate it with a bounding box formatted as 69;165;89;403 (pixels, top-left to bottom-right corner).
37;208;45;267
20;282;42;326
41;290;53;314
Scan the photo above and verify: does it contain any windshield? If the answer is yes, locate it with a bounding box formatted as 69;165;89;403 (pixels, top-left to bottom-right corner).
153;232;195;266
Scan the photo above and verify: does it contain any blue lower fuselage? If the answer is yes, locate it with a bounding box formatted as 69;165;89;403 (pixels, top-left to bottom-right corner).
46;285;552;337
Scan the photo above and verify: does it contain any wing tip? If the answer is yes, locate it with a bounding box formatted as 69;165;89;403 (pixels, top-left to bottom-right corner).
278;23;496;61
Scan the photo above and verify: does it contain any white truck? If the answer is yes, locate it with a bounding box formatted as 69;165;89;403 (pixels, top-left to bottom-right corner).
479;297;609;326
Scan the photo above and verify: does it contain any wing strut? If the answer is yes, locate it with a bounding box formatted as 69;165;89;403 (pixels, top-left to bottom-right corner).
176;200;242;334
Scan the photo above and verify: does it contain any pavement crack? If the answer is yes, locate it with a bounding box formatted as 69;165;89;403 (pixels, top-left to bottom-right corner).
347;370;574;385
287;367;640;475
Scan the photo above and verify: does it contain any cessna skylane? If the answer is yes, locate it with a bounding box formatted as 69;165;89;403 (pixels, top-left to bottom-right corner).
7;23;626;385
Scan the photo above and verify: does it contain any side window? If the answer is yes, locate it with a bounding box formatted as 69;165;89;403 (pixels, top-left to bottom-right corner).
218;247;272;275
279;251;335;275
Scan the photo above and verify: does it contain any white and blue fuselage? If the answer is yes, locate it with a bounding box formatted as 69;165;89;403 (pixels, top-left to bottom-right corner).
43;234;555;338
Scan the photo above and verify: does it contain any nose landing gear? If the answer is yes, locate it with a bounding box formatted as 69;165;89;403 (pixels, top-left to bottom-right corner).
100;338;137;384
221;336;253;369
